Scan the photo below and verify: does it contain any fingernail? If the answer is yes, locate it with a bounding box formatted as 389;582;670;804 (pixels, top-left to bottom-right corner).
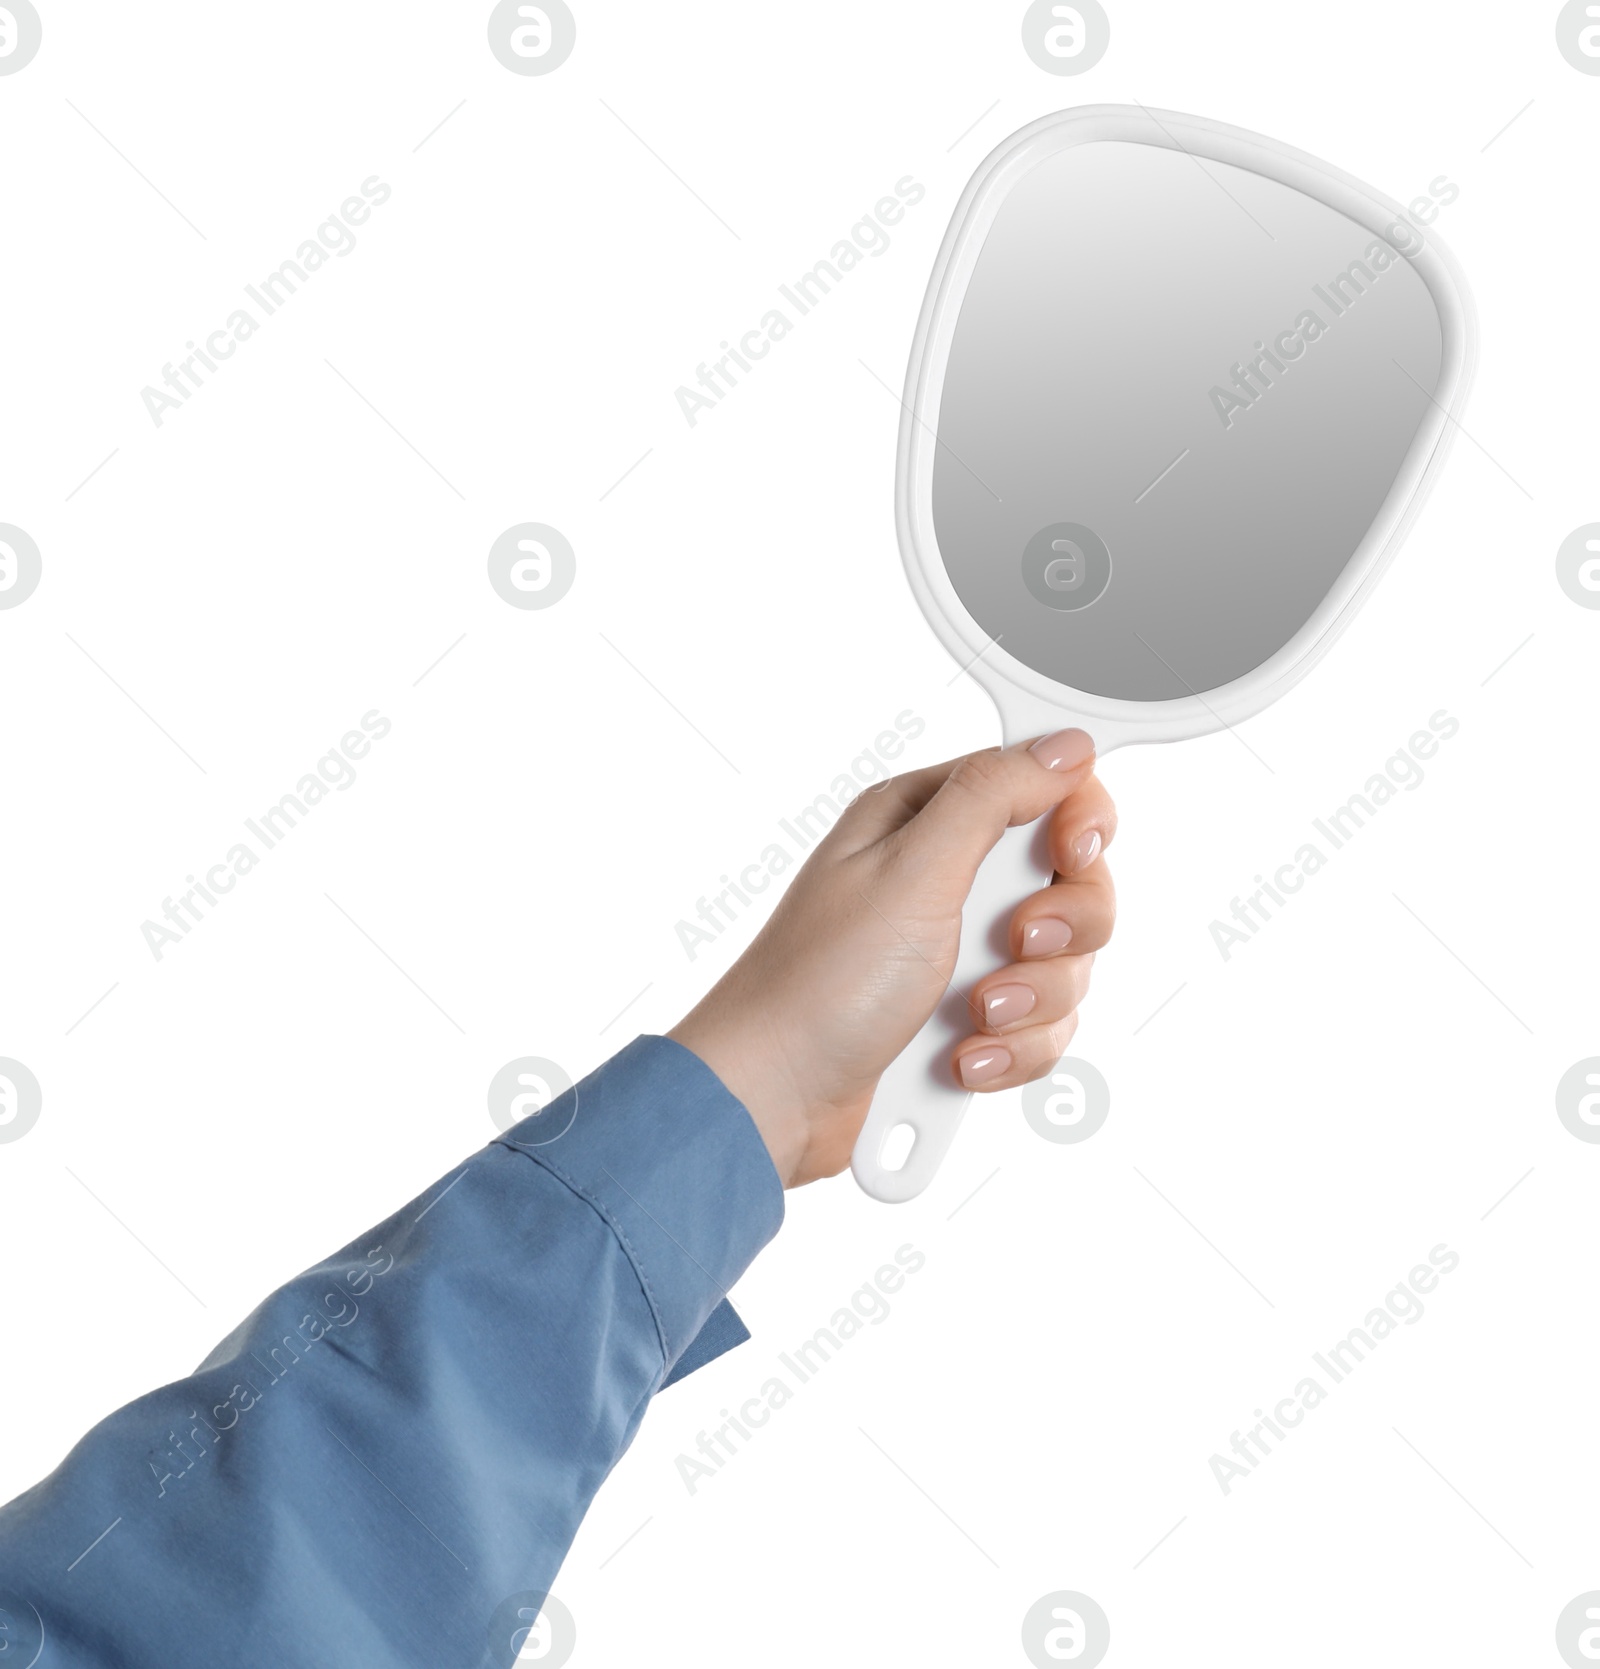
959;1047;1012;1087
1028;728;1095;773
1069;828;1102;873
982;983;1036;1030
1021;917;1073;957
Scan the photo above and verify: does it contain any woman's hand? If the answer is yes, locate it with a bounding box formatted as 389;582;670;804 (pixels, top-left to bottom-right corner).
669;729;1117;1187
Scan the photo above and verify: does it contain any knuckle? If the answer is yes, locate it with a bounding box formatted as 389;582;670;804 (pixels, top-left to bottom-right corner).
1067;959;1093;1004
946;749;1010;801
1045;1012;1081;1057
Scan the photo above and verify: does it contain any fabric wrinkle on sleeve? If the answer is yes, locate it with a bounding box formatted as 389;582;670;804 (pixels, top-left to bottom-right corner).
493;1034;784;1385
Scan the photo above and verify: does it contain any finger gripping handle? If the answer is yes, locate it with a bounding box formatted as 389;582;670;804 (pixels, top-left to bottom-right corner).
851;817;1054;1202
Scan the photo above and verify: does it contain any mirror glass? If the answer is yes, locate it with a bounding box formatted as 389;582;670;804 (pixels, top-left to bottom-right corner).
932;139;1445;700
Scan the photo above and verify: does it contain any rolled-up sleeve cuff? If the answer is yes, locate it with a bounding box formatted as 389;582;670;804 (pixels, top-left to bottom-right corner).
492;1034;784;1386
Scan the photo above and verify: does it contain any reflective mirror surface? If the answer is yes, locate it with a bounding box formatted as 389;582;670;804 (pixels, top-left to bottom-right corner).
932;139;1445;699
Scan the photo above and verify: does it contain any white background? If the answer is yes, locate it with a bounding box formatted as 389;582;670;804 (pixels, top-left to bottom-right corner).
1;2;1596;1664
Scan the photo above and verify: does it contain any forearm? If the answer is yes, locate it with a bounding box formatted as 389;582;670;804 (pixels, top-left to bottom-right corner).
0;1037;782;1668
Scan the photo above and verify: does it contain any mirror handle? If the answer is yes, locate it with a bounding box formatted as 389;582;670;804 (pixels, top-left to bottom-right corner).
850;813;1054;1202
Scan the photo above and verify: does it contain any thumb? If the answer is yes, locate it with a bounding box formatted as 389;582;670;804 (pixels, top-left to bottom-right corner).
888;728;1096;891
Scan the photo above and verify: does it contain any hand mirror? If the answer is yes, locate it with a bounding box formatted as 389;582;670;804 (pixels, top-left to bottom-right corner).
852;104;1475;1202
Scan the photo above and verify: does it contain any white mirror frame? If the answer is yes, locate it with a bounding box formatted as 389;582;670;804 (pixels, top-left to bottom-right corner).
899;103;1478;750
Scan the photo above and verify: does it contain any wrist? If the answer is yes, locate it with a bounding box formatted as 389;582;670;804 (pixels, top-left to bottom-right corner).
667;1010;809;1189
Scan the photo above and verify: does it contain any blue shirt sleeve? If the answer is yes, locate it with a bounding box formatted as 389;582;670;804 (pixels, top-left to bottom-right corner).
0;1035;783;1668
